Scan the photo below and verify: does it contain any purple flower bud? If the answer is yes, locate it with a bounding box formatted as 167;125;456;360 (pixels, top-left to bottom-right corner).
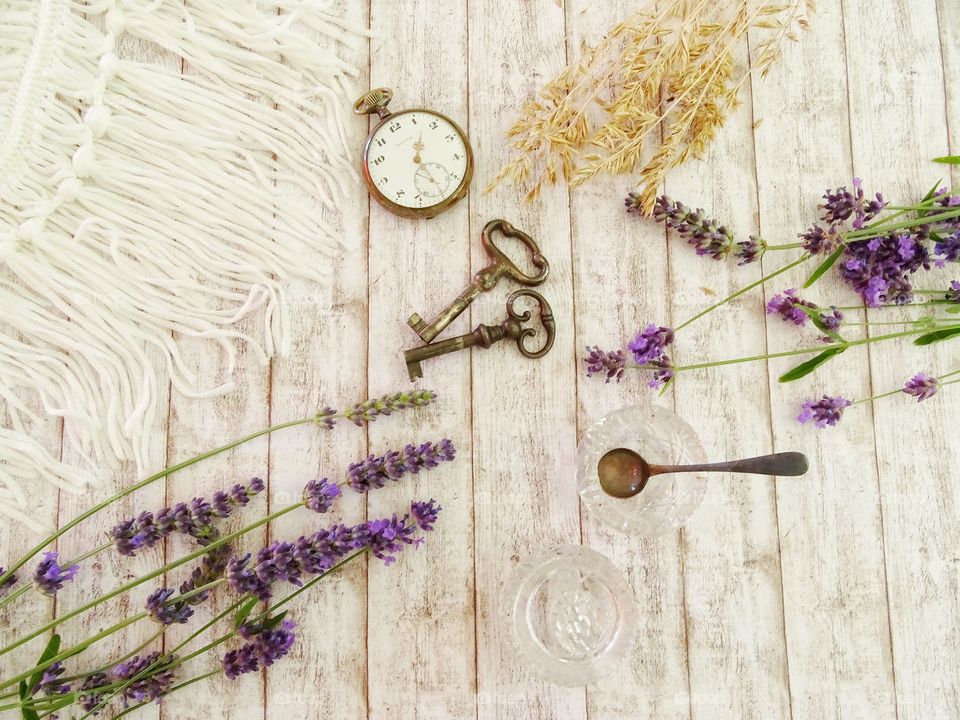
947;280;960;304
411;500;442;532
79;673;110;712
648;196;734;260
145;588;195;626
347;440;456;494
735;235;766;265
32;661;70;697
797;395;853;428
903;373;940;402
584;346;626;383
33;551;79;596
222;619;297;680
628;325;674;365
112;652;177;705
766;289;815;326
303;478;342;514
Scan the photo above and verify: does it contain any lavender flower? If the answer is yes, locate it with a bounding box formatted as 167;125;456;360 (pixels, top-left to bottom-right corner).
766;289;815;326
316;406;337;429
841;233;930;307
797;395;853;428
303;478;342;513
222;619;297;680
112;477;264;556
343;390;437;427
411;500;441;532
79;673;110;713
178;542;231;604
584;346;627;383
800;224;840;255
818;307;844;332
0;567;16;599
32;661;70;697
112;652;177;705
947;281;960;303
33;551;79;596
228;503;440;601
734;236;766;265
628;325;674;365
934;232;960;267
145;588;194;626
647;356;675;390
903;373;940;402
649;196;735;260
821;178;886;229
347;440;456;494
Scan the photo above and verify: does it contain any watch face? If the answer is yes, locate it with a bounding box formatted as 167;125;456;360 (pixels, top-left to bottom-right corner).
364;110;471;212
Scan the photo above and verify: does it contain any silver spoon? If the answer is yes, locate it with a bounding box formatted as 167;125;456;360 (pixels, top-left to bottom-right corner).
598;448;809;499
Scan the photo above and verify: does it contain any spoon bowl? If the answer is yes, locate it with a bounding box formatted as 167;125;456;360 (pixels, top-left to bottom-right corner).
598;447;809;499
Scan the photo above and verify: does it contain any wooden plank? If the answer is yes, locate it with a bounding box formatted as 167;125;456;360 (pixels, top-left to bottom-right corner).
748;3;898;717
564;3;692;719
663;35;789;720
842;1;960;718
263;1;371;718
50;29;172;720
467;1;584;719
0;412;59;691
365;1;477;718
939;0;959;182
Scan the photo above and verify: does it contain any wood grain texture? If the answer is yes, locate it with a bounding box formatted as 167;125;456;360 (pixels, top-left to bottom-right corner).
366;2;476;720
842;1;960;719
749;3;898;718
3;3;960;720
565;2;692;719
468;1;584;719
263;2;371;719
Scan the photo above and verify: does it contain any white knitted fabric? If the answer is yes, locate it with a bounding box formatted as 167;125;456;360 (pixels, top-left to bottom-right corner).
0;0;366;530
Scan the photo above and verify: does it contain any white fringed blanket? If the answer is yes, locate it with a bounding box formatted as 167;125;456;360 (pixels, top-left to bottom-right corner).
0;0;366;530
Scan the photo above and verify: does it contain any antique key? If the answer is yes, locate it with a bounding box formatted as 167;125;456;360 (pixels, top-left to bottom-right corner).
407;219;550;344
404;290;556;380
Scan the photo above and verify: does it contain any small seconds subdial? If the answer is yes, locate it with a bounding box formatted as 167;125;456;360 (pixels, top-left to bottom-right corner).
415;162;451;198
364;110;470;212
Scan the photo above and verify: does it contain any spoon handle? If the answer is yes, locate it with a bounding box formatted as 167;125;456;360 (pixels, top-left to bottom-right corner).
649;452;809;478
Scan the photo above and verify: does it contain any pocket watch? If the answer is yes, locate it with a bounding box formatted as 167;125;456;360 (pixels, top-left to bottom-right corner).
353;88;474;219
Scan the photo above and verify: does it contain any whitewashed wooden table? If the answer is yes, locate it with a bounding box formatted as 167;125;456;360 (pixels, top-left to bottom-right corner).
3;1;959;718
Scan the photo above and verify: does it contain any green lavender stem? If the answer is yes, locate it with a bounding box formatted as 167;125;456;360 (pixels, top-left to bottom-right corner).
676;254;811;332
0;504;301;688
0;415;326;592
75;551;366;720
655;326;954;375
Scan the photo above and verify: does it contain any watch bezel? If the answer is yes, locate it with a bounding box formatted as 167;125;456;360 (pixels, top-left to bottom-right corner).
360;108;474;220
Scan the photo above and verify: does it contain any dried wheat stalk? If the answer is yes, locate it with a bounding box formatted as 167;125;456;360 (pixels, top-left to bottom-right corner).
488;0;815;212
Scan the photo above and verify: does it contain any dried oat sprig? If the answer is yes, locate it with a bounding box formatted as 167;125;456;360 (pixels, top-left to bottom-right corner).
488;0;815;211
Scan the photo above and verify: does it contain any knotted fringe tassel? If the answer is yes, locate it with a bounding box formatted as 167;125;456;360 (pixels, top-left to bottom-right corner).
0;0;369;530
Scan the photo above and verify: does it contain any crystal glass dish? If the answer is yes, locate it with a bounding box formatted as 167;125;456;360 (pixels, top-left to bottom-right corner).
577;404;707;538
501;545;638;687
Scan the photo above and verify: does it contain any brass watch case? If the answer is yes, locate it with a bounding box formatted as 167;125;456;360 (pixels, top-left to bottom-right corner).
354;88;474;220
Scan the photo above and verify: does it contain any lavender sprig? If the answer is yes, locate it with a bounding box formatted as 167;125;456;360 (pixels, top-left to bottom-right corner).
0;391;438;600
342;390;437;427
346;439;456;494
903;373;940;402
111;478;265;557
797;395;853;428
647;196;738;261
222;619;296;679
33;552;79;596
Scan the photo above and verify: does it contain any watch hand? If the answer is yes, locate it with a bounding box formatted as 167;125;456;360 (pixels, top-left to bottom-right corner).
413;133;425;164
